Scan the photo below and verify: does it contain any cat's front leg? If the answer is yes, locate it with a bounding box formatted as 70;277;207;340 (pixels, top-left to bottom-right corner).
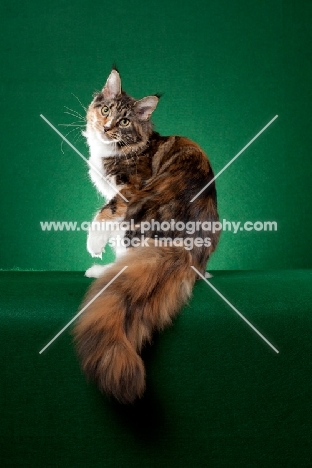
86;196;128;259
86;224;110;259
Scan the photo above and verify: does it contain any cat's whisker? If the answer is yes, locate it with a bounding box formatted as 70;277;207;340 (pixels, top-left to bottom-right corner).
71;93;87;111
119;138;136;164
64;111;86;121
121;150;130;165
73;132;83;144
64;106;85;119
120;143;131;160
60;126;82;154
114;142;119;161
59;123;86;127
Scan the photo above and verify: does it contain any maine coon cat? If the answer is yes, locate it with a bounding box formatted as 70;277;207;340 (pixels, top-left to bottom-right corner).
74;69;220;404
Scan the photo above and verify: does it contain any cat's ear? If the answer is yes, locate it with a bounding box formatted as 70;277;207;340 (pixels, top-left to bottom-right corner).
134;96;159;121
102;70;121;99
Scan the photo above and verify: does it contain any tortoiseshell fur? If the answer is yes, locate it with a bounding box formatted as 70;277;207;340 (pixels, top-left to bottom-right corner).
74;69;220;404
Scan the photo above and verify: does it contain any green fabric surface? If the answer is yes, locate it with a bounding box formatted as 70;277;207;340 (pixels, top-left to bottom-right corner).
1;270;312;467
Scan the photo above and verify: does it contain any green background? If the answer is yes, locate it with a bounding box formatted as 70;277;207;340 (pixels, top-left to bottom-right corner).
1;0;311;271
1;2;312;467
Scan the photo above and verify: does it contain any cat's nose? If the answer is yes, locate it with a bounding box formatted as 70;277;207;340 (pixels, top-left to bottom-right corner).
104;119;113;131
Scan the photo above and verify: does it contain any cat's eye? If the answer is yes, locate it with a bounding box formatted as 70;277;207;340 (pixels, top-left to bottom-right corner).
101;106;109;116
119;118;130;127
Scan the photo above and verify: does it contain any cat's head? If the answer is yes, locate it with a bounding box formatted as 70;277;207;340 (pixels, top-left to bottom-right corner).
84;69;159;155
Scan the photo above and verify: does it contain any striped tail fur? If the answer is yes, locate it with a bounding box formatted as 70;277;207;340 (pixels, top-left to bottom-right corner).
73;243;197;404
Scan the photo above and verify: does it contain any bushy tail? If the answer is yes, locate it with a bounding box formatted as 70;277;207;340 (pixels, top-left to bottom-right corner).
73;243;197;404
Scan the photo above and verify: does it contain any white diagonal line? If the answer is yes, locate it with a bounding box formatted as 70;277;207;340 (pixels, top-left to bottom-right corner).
191;266;279;354
40;114;129;203
39;265;128;354
190;115;278;202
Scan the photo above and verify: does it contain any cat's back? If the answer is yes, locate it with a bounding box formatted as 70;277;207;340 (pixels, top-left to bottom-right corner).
150;133;213;178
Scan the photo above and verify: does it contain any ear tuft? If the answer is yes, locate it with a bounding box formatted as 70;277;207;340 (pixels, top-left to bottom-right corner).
102;70;121;99
134;95;159;121
112;63;119;73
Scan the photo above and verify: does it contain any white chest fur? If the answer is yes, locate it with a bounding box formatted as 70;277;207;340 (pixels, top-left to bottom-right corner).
84;128;118;201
